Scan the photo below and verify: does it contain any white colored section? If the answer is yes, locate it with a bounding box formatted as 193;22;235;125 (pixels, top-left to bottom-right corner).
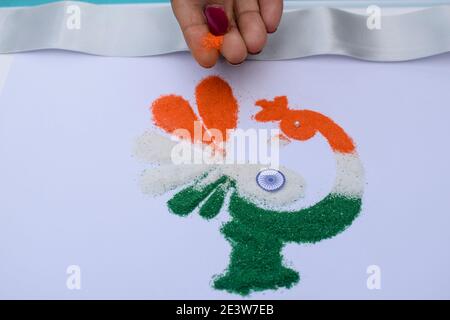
134;132;220;165
195;164;306;210
135;131;306;208
133;131;177;164
140;164;211;196
0;55;13;95
331;152;365;198
193;167;223;189
135;132;217;196
224;164;306;210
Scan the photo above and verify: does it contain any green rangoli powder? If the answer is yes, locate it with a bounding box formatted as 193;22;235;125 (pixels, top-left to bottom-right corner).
168;176;227;216
199;183;228;220
166;176;362;296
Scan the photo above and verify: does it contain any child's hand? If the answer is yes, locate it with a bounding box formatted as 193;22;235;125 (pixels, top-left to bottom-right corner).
171;0;283;68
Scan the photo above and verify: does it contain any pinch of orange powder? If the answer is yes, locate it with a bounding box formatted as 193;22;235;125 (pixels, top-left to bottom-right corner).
202;33;224;50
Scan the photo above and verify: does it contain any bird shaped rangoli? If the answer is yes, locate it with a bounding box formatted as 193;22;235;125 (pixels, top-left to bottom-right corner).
135;76;364;295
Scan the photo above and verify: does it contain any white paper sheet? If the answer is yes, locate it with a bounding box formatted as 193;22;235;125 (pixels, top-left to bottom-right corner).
0;52;449;299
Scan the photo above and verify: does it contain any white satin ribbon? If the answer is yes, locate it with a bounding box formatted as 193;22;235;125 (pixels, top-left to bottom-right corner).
0;1;449;61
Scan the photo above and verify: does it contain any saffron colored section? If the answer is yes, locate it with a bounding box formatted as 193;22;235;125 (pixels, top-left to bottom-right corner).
151;76;238;145
255;97;356;153
195;76;238;140
151;95;204;143
202;33;224;50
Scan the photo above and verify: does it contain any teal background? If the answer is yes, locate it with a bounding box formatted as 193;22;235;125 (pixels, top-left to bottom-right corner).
0;0;166;7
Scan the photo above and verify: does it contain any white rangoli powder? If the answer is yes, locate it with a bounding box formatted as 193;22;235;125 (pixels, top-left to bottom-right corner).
133;131;178;164
134;132;363;211
134;132;307;209
332;152;365;198
140;164;213;196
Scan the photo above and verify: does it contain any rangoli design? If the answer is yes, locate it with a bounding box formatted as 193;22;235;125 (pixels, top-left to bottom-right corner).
135;76;364;295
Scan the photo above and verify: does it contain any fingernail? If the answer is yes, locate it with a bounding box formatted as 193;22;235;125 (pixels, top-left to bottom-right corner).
268;27;278;34
228;61;244;66
204;5;229;36
250;50;262;55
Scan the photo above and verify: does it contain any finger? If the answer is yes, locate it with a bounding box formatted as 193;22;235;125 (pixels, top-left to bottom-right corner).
234;0;267;54
171;0;219;68
258;0;283;33
220;25;248;64
219;0;247;64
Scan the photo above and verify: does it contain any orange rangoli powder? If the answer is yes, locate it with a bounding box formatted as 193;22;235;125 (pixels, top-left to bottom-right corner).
151;76;238;145
255;96;356;153
152;95;205;143
195;76;238;141
202;33;224;50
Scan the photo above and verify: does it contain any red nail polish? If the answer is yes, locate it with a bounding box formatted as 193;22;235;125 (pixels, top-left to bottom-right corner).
204;5;229;36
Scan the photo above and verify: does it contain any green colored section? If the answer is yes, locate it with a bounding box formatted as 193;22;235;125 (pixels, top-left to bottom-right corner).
0;0;167;7
167;175;362;295
199;184;227;220
228;191;362;244
214;221;300;295
214;192;361;295
167;176;227;217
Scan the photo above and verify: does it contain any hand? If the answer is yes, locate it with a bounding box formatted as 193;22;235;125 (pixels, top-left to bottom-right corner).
171;0;283;68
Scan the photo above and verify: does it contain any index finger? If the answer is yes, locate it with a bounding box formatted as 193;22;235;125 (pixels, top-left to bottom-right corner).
171;0;220;68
